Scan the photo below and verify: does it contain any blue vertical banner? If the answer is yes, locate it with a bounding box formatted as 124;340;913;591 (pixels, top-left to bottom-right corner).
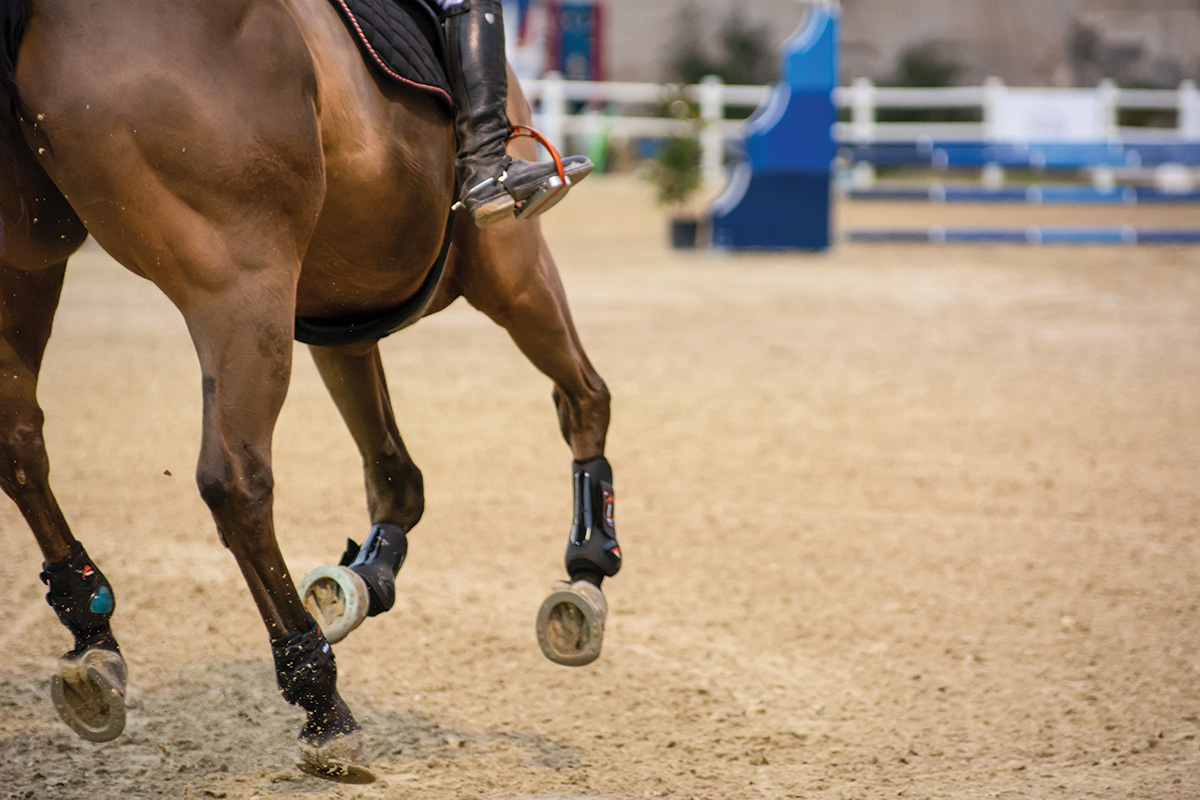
514;0;532;39
547;1;607;81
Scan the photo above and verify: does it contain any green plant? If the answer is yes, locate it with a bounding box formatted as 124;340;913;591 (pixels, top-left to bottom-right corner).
670;9;774;86
877;42;974;123
650;135;703;207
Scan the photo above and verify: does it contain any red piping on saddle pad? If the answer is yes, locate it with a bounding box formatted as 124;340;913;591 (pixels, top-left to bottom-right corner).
331;0;454;106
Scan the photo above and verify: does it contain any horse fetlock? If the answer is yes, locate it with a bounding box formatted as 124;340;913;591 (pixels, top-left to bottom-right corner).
342;523;408;616
271;615;339;713
273;618;374;784
40;541;120;654
564;457;621;580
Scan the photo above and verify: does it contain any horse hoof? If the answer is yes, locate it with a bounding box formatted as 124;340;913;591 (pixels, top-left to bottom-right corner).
297;728;376;784
536;580;607;666
50;647;127;743
297;565;370;644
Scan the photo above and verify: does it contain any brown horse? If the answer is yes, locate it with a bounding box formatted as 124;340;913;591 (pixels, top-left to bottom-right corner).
0;0;620;783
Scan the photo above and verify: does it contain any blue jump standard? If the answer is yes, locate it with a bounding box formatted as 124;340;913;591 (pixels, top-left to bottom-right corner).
846;184;1200;204
844;226;1200;245
839;141;1200;169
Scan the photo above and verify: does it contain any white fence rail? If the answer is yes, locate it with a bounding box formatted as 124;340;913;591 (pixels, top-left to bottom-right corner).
522;73;1200;185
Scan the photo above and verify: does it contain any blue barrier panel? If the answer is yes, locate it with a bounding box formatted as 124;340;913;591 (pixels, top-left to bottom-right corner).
942;228;1029;243
847;184;1200;204
841;141;1200;171
1137;228;1200;244
1036;226;1133;244
844;226;1200;245
843;228;935;243
938;186;1029;202
711;4;838;250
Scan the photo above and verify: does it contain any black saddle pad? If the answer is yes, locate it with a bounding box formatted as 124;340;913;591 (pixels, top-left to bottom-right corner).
328;0;452;110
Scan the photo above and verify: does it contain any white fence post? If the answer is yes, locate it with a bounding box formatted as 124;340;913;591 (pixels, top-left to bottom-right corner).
1098;78;1119;142
1180;79;1200;141
699;75;725;186
540;71;566;159
982;76;1006;142
850;77;875;142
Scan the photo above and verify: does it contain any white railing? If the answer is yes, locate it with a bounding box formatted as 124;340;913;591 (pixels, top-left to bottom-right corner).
523;73;1200;184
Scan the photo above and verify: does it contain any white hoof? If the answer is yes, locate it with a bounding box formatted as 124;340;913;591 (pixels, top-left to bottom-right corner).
297;566;370;644
536;580;607;666
51;647;127;742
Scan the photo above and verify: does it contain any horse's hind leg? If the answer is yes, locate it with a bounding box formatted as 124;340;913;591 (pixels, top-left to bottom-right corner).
0;202;127;740
454;220;620;666
296;342;424;643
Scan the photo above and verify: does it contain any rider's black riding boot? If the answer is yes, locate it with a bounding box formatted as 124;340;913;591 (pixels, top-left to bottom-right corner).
441;0;592;226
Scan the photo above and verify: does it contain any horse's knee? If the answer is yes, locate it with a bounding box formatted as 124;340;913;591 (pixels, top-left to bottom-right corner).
0;416;51;499
196;457;275;547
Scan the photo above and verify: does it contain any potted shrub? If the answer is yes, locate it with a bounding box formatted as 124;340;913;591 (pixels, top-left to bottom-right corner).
648;94;704;248
651;134;703;248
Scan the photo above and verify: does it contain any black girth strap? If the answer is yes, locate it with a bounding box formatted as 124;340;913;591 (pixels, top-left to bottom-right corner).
294;209;456;347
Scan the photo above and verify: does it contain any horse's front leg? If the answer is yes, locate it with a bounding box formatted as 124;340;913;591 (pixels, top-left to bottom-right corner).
183;281;373;784
295;342;424;643
454;217;620;667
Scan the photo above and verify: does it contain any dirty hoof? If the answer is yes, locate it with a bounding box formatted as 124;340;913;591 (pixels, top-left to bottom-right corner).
297;728;375;784
297;566;369;644
50;647;127;742
536;580;607;666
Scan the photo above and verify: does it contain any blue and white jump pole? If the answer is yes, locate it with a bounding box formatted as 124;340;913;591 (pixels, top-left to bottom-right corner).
710;1;838;251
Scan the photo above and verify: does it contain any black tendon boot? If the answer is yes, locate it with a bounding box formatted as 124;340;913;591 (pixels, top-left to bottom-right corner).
41;541;119;654
442;0;593;226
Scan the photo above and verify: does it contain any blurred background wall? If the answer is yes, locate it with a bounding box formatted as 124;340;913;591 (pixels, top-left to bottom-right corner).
513;0;1200;87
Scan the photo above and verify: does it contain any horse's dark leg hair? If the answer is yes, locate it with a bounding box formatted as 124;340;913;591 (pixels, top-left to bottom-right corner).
271;615;358;746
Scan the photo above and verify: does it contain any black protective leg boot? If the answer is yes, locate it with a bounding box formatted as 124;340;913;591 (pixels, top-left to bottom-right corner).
441;0;592;226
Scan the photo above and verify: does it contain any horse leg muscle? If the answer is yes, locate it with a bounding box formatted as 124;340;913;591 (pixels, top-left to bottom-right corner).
308;343;424;530
456;224;611;461
186;277;308;637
